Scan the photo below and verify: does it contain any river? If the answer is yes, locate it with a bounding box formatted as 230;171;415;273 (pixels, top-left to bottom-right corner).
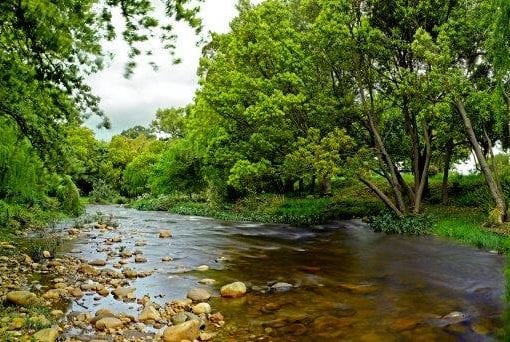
60;204;505;341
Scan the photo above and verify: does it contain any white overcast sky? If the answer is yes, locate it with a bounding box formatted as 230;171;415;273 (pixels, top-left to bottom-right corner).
86;0;240;140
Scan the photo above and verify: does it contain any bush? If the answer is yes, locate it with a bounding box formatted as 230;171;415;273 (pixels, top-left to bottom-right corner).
56;176;83;216
370;211;432;235
89;179;119;204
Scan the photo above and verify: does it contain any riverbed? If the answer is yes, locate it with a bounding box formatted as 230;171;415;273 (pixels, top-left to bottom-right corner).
60;204;505;340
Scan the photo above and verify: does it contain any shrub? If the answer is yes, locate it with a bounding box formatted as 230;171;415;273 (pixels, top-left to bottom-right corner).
56;176;83;216
370;211;432;235
89;179;119;204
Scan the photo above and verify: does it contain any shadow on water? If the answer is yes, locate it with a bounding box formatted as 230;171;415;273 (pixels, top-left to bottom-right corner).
60;205;506;341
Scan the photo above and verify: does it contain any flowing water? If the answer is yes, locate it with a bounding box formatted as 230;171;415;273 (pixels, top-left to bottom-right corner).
61;205;505;341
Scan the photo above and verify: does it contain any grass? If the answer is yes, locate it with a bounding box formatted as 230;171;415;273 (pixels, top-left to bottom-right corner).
427;205;510;253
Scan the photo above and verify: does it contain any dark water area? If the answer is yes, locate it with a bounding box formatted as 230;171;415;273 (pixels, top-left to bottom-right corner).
62;205;505;341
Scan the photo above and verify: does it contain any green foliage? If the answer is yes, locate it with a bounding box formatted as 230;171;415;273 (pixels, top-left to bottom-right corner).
89;179;120;204
56;176;83;216
370;212;432;235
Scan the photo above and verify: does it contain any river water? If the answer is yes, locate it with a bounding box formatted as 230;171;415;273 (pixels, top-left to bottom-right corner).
62;205;505;341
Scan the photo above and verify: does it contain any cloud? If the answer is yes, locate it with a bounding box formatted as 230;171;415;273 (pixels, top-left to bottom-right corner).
86;0;239;140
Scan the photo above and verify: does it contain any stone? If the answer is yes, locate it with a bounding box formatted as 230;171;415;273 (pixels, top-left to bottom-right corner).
199;332;216;341
337;282;378;294
312;315;353;334
192;303;211;315
113;287;136;299
138;306;161;322
391;318;420;332
196;265;209;271
70;287;84;298
89;259;107;266
198;278;216;285
33;327;58;342
134;255;147;263
430;311;469;327
162;256;172;262
171;312;188;325
79;264;100;276
6;291;37;307
95;317;123;330
123;268;138;279
187;288;211;301
270;282;293;293
220;281;247;298
209;312;224;325
43;250;51;258
50;310;64;319
159;230;172;238
162;320;200;342
68;228;80;236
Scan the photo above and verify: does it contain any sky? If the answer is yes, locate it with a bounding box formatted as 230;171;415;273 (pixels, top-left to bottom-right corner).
86;0;240;140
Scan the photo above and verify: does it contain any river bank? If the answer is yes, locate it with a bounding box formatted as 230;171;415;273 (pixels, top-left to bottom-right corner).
0;205;506;340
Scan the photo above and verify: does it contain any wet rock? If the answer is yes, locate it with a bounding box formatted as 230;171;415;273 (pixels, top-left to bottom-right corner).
113;286;135;299
70;287;84;298
187;288;211;301
159;230;172;238
120;250;132;258
138;305;161;322
198;278;216;285
134;255;147;263
196;265;209;271
89;259;107;267
68;228;80;236
123;268;138;279
95;317;123;330
278;323;307;336
42;250;51;258
312;315;353;335
162;320;200;342
430;311;469;327
171;312;188;325
199;332;217;341
220;281;247;298
162;256;172;262
270;282;293;293
32;327;58;342
79;264;100;276
391;318;420;332
337;282;378;294
6;291;37;307
192;302;211;315
50;310;64;319
209;312;224;325
260;302;282;313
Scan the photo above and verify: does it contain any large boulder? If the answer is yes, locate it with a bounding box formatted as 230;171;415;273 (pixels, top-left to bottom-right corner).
220;282;247;298
6;291;37;307
186;288;211;302
162;320;200;342
33;327;59;342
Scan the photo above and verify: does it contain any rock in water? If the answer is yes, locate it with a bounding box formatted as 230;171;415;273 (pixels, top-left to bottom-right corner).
159;230;172;238
95;317;123;330
192;302;211;315
270;282;293;293
89;259;107;266
220;282;247;298
163;320;200;342
186;288;211;301
6;291;37;307
138;305;161;322
33;327;58;342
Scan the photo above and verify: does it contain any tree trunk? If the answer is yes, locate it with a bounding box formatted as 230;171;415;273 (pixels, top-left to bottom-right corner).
320;176;332;195
455;100;507;223
359;176;403;217
442;139;454;205
413;122;431;214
